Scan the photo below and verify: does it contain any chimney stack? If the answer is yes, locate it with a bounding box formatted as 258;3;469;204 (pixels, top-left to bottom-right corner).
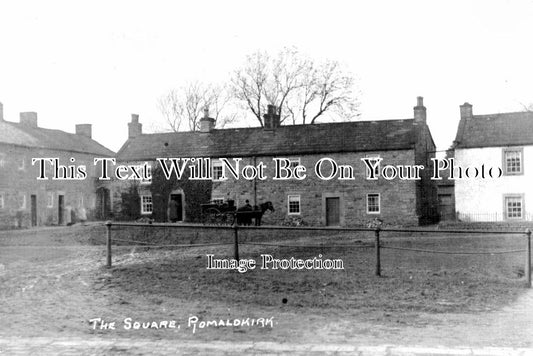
460;102;473;120
0;102;3;121
413;96;426;124
263;105;280;129
75;124;92;139
128;113;142;139
20;112;38;127
199;107;215;133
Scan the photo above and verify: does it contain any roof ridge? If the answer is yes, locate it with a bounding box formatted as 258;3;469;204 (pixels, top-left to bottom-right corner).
0;119;114;156
473;111;533;119
141;118;416;136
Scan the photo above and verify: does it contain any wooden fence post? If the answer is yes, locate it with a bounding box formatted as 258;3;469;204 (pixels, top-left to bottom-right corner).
375;227;381;277
233;222;239;261
526;228;531;288
106;221;112;268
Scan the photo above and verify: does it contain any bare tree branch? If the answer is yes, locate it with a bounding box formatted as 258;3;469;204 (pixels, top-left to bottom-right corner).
158;82;234;132
231;47;360;126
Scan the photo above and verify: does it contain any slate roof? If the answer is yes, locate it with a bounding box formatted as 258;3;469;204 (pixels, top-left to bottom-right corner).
454;111;533;149
0;120;114;156
117;119;420;161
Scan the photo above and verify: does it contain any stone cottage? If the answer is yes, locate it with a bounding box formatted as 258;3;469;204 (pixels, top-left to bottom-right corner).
114;97;439;226
0;102;114;228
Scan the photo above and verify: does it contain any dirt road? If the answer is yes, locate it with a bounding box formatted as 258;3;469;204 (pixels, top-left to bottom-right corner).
0;225;532;354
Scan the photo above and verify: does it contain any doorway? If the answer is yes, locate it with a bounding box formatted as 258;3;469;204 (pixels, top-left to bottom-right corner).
326;197;340;226
169;193;183;222
58;195;64;225
30;194;37;226
96;187;111;220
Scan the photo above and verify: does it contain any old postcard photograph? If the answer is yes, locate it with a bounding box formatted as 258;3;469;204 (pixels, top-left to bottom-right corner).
0;1;532;355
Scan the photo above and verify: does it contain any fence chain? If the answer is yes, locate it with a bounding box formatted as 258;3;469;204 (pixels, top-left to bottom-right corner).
381;245;526;255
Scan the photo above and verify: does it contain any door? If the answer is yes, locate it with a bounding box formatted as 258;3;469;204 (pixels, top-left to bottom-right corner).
58;195;64;225
30;195;37;226
169;194;183;222
326;197;340;226
96;188;110;220
438;194;454;221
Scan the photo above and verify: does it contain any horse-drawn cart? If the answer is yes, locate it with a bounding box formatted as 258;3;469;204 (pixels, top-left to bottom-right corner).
201;199;274;226
200;200;237;225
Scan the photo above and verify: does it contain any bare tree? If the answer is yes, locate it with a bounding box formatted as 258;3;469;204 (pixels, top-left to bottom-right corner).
158;82;235;132
231;51;270;126
299;60;361;124
519;102;533;112
231;47;360;126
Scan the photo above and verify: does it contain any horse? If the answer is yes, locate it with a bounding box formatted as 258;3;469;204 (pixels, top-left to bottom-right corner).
236;201;274;226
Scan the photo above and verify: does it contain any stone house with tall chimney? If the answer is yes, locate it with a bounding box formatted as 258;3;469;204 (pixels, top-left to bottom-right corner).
0;102;114;228
113;97;438;226
453;103;533;222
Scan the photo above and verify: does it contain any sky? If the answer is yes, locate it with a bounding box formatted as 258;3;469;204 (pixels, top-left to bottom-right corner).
0;0;532;153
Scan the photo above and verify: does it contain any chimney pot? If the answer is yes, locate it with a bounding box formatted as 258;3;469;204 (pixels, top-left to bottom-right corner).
128;114;142;138
264;105;280;129
199;107;215;133
20;112;38;127
460;102;473;119
413;97;426;124
75;124;92;139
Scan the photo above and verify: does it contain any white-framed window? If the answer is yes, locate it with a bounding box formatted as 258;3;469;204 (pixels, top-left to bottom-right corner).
0;192;4;209
212;160;225;181
288;195;301;215
366;193;380;214
139;163;152;184
504;195;524;219
18;193;26;210
211;197;224;205
503;148;523;175
289;158;301;170
47;192;54;208
365;154;380;178
141;195;153;214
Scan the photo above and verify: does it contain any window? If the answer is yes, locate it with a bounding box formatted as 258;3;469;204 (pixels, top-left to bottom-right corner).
0;193;4;209
365;154;381;178
212;160;224;181
18;158;25;170
140;163;152;184
47;192;54;208
504;195;523;219
288;195;301;215
0;153;5;168
503;148;523;175
18;193;26;210
212;197;224;205
289;158;301;170
141;195;153;214
366;193;380;214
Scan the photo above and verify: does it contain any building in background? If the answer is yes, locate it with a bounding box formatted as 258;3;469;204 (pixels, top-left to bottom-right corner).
453;103;533;222
114;97;439;226
436;148;455;221
0;102;114;228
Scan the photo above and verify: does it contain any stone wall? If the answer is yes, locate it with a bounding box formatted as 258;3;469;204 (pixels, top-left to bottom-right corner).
0;144;108;228
211;150;420;226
